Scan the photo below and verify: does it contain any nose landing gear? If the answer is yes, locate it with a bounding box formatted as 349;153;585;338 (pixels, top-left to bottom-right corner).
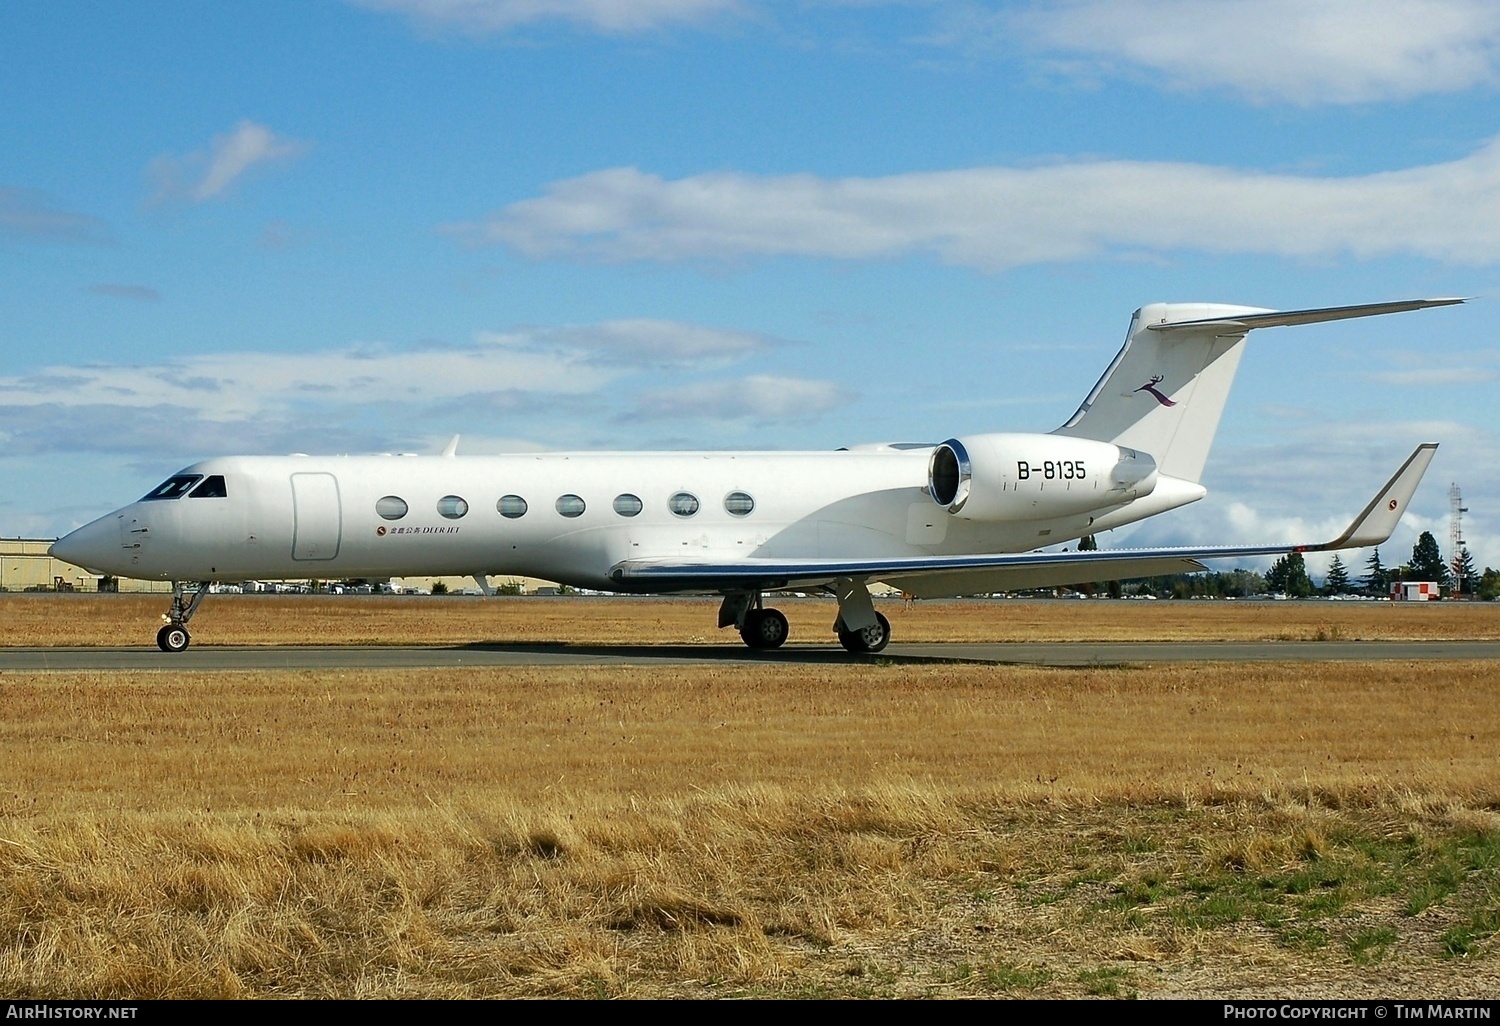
157;581;210;652
156;622;190;653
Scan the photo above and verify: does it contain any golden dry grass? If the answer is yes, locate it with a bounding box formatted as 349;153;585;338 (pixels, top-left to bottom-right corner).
4;592;1498;647
5;662;1500;807
3;661;1500;997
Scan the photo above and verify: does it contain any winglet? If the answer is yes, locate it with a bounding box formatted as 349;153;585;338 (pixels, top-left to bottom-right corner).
1314;443;1438;551
442;434;460;457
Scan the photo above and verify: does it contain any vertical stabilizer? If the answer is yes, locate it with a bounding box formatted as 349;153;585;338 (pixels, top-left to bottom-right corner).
1053;297;1464;483
1053;303;1263;483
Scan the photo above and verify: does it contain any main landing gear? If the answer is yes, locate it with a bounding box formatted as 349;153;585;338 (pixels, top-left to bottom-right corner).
742;607;790;649
157;581;210;653
720;592;789;650
834;582;888;654
831;577;891;653
835;611;891;654
719;579;893;654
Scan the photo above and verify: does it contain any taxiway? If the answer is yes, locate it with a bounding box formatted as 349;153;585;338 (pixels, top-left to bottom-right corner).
2;640;1498;670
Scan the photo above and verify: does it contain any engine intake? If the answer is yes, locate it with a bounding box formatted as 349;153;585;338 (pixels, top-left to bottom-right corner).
928;438;971;510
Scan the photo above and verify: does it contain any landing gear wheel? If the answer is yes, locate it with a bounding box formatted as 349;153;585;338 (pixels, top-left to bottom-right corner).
740;607;789;650
157;623;190;653
837;612;890;654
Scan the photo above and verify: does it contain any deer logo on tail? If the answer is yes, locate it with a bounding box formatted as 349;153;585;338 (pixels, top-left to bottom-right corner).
1134;374;1177;407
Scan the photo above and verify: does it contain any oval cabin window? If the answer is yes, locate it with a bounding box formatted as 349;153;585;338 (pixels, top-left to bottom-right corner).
668;492;700;518
437;495;469;519
724;491;755;517
555;494;586;518
613;493;643;517
497;495;528;518
376;495;408;520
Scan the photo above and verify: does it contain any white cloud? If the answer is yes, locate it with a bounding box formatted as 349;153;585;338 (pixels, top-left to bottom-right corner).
1114;419;1500;570
0;344;587;423
84;283;161;302
0;186;111;244
0;320;797;457
0;320;770;422
629;374;854;420
150;121;308;204
258;220;296;249
351;1;1500;104
997;0;1500;105
1364;350;1500;387
1369;368;1499;387
493;317;780;364
463;138;1500;270
351;0;743;33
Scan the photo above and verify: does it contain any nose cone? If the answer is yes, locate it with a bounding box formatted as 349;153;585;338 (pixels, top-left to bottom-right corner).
51;516;122;574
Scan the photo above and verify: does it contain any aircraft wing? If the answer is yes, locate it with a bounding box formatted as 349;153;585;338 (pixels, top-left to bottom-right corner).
609;444;1436;597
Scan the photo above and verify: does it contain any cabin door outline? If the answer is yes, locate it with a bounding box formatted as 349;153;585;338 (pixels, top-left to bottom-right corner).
290;473;342;561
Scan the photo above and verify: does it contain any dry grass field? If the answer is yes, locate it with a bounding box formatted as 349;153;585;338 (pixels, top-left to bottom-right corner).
2;660;1499;998
3;592;1498;647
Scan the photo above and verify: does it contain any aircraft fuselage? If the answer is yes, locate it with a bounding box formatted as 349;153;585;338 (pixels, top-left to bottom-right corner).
57;441;1172;590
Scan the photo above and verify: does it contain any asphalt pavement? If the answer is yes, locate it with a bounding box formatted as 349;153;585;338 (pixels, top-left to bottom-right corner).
1;640;1497;670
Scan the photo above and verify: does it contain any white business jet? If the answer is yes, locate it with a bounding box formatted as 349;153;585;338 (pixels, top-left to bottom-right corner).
52;299;1458;653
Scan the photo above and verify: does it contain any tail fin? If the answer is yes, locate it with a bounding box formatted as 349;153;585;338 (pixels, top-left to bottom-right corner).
1053;298;1464;483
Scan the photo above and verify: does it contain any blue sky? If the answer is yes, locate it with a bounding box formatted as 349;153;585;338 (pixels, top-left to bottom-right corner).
2;0;1498;572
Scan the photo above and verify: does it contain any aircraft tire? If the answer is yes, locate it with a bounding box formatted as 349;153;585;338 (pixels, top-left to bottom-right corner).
157;623;190;653
838;612;890;654
740;608;789;650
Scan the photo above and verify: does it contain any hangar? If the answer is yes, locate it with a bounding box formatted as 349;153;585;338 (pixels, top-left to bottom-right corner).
1;540;562;596
0;538;172;593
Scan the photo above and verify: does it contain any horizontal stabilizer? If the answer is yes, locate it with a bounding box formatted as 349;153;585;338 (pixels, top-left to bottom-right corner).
1147;298;1465;334
610;445;1436;598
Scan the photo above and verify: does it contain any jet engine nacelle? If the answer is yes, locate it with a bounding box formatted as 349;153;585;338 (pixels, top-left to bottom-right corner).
928;432;1158;522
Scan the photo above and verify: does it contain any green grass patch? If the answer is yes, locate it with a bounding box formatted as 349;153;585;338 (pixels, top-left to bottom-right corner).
1107;872;1176;910
1277;924;1330;952
981;962;1052;992
932;963;971;985
1442;906;1500;959
1173;890;1252;928
1077;966;1135;998
1404;865;1465;916
1077;818;1500;956
1346;926;1397;964
1027;889;1070;906
934;961;1051;994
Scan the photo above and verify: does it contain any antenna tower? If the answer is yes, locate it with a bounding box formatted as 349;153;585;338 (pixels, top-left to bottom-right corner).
1450;483;1468;593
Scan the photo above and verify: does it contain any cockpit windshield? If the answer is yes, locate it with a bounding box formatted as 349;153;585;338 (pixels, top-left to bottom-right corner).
141;475;203;501
189;475;227;498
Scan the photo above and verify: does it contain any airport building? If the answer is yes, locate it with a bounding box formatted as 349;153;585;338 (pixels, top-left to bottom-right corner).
5;538;883;598
0;538;172;593
1390;581;1441;601
1;542;564;596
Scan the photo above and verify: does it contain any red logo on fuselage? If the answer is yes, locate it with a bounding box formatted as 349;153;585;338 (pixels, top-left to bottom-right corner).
1134;374;1176;407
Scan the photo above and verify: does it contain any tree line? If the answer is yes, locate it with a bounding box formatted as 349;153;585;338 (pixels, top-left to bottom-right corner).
1072;531;1499;600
